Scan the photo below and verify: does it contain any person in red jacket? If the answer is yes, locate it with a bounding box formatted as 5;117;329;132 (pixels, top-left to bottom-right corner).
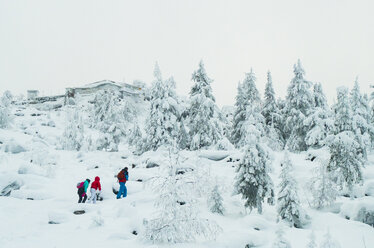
88;176;101;204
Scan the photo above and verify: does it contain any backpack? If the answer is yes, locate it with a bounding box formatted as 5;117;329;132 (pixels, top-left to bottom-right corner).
117;171;125;180
77;182;84;188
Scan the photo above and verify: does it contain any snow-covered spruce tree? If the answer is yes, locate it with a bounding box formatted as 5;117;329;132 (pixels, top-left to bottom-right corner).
143;150;220;243
263;71;282;127
272;228;292;248
0;90;13;128
319;230;341;248
207;184;224;215
304;108;334;148
262;71;284;150
284;60;314;152
92;89;125;152
308;157;338;209
188;60;223;150
306;231;317;248
239;105;266;147
328;87;364;192
313;82;328;109
119;98;136;125
234;110;274;214
128;122;142;148
334;87;355;133
61;108;84;151
145;64;180;151
277;151;303;228
177;118;190;150
232;69;262;147
232;82;245;144
327;131;363;192
304;84;333;148
350;78;372;158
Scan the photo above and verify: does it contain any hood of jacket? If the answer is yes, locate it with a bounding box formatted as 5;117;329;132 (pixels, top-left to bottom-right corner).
94;176;100;182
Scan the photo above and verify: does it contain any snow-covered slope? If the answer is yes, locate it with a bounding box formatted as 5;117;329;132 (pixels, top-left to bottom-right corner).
0;100;374;248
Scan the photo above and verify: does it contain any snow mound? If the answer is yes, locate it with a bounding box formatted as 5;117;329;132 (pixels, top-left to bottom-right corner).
340;198;374;226
3;139;27;153
199;150;231;161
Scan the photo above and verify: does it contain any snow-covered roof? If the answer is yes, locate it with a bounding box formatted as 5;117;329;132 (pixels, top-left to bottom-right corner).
81;80;122;89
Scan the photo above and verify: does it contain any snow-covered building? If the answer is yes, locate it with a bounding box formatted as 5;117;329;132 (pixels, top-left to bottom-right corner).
65;80;123;98
27;90;39;100
65;80;144;104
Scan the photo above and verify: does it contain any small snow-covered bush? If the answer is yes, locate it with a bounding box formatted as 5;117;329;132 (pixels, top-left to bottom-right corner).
319;230;341;248
207;185;225;215
307;231;317;248
215;137;234;151
4;139;27;154
0;90;13;128
307;153;338;209
143;151;221;243
277;151;304;228
272;228;291;248
60;108;84;151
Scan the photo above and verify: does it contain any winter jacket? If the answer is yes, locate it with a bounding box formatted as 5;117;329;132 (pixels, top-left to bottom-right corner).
118;171;129;183
91;176;101;191
77;179;90;196
83;180;90;193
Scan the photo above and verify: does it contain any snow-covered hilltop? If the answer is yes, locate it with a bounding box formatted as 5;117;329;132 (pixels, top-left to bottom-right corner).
0;60;374;248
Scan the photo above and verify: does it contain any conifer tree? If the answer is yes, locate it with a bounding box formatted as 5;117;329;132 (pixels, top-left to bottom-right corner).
145;63;180;151
284;60;314;151
304;83;333;148
262;71;284;150
0;91;12;128
263;71;281;127
188;60;223;150
177;119;190;150
143;152;220;243
239;104;266;147
328;87;364;192
350;78;372;158
128;122;142;148
232;82;246;145
334;87;354;133
234;112;274;214
208;184;225;215
61;108;84;151
277;151;303;228
327;131;363;192
308;158;338;209
232;69;262;147
92;90;125;152
313;83;328;109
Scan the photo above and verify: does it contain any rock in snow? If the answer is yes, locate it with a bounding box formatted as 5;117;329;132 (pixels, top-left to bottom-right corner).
1;181;21;196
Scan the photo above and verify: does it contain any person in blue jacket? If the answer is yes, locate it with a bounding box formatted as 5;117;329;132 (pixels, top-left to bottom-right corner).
117;167;129;199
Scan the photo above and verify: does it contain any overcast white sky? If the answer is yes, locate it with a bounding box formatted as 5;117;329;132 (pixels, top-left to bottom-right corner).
0;0;373;106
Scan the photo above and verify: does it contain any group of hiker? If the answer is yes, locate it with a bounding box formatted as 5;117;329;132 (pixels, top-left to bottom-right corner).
76;167;129;203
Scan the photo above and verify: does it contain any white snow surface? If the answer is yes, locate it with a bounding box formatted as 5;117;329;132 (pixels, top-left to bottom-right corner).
0;101;374;248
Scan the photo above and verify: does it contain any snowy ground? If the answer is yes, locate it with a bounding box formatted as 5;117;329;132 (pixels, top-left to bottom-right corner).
0;102;374;248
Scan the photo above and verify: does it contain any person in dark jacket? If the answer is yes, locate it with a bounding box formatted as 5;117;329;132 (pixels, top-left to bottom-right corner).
88;176;101;204
117;167;129;199
77;178;90;203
